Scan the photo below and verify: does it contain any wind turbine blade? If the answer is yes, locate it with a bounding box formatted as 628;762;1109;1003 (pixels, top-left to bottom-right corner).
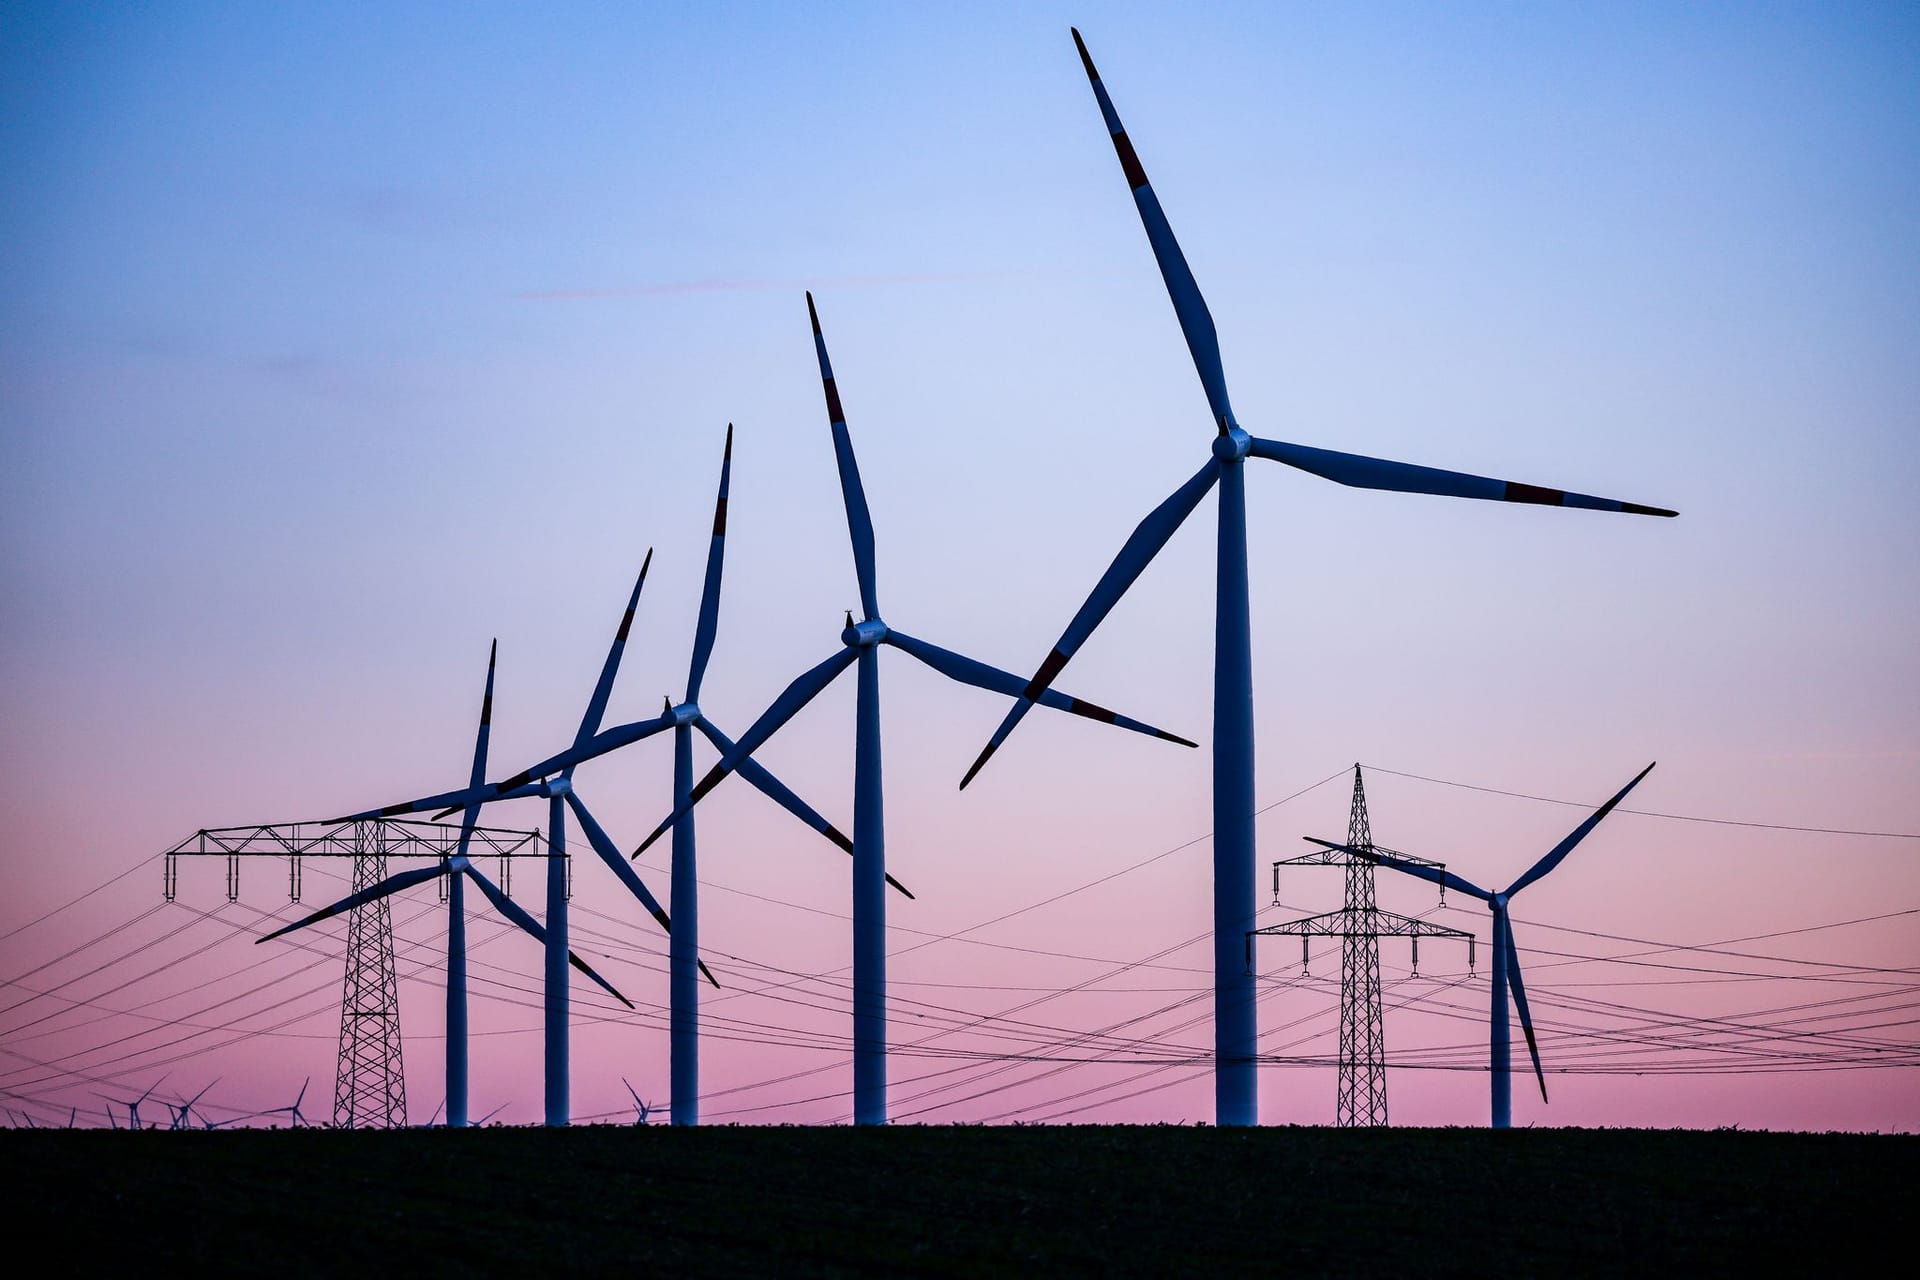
256;862;448;942
961;459;1221;788
1506;762;1656;897
493;712;677;794
887;628;1195;752
1072;28;1235;430
1503;918;1548;1103
686;425;733;701
461;861;547;941
334;783;494;823
453;640;499;861
695;716;913;899
563;793;719;985
429;778;547;820
563;792;672;934
573;550;653;763
568;951;636;1008
1247;437;1678;518
806;292;879;619
1301;837;1493;902
633;648;858;857
454;868;636;1018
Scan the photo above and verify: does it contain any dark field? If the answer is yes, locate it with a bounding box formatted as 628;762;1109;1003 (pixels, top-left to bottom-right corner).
5;1125;1909;1275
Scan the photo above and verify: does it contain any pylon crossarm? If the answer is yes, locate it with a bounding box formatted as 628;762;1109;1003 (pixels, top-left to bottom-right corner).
1368;911;1475;941
1249;910;1350;937
1272;849;1356;868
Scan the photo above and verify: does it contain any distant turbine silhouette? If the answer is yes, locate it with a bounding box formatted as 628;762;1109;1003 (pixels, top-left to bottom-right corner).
264;643;632;1129
258;1077;314;1129
632;292;1196;1125
167;1078;220;1130
961;29;1677;1127
622;1078;653;1125
96;1075;168;1130
1308;763;1656;1127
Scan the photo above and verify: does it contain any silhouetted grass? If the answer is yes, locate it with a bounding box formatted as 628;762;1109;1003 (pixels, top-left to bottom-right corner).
5;1124;1908;1275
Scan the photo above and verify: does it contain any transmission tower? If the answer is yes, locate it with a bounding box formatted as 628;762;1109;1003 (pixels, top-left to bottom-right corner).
332;820;407;1128
1250;765;1472;1127
164;817;550;1129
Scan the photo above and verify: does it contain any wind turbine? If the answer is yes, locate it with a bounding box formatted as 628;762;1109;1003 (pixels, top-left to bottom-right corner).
426;428;883;1126
263;642;634;1129
259;1077;314;1129
1308;763;1655;1127
960;29;1678;1127
632;292;1197;1125
622;1078;653;1125
95;1075;168;1130
167;1078;220;1130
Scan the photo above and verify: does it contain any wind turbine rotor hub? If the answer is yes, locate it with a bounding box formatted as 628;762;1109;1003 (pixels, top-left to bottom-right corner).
842;617;889;649
544;776;573;798
1492;891;1509;911
669;701;701;727
448;855;470;872
1211;427;1252;463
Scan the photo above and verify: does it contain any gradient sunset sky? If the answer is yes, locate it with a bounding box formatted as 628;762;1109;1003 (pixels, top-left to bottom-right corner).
2;2;1915;1130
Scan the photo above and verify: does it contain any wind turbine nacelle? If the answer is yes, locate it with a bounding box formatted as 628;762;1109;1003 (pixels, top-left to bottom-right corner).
1212;428;1252;462
842;618;889;649
669;701;701;727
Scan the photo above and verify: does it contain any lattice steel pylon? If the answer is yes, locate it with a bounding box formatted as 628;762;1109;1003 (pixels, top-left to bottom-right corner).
1251;766;1473;1127
332;820;407;1128
1334;767;1388;1126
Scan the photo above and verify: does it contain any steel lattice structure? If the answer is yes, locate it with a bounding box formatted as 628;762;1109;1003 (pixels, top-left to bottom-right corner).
1252;767;1473;1126
163;817;551;1128
1335;771;1388;1126
331;820;407;1128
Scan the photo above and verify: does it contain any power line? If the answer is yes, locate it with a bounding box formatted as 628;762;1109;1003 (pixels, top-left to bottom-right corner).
1364;763;1920;840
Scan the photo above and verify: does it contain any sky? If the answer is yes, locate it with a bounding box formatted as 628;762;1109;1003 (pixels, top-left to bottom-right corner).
1;1;1916;1131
